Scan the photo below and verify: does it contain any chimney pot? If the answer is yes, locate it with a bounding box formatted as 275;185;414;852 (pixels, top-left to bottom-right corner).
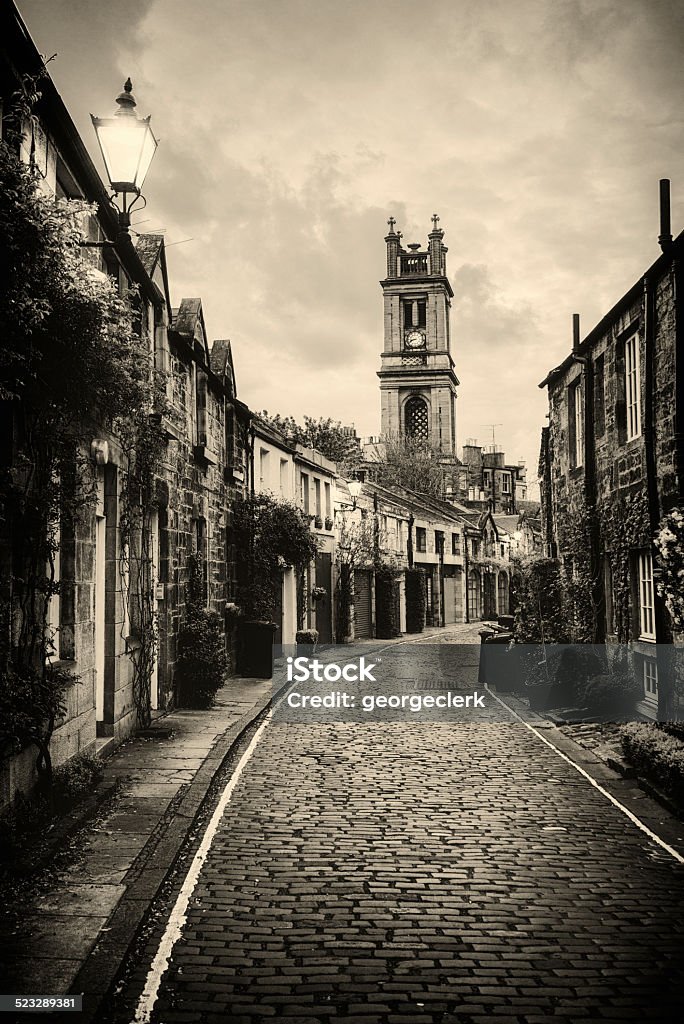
572;313;580;353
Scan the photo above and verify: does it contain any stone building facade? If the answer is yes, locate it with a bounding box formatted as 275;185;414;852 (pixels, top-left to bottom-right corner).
539;193;684;718
0;4;251;807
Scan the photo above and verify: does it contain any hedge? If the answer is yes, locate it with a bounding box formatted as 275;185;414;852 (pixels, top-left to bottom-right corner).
620;723;684;802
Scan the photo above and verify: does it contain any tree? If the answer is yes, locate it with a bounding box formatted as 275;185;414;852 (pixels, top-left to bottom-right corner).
372;433;448;500
259;411;360;465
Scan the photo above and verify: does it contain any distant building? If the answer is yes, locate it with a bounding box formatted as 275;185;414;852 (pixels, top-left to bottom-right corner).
461;440;528;513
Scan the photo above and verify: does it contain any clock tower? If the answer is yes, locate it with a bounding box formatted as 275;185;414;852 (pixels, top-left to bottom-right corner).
377;215;459;455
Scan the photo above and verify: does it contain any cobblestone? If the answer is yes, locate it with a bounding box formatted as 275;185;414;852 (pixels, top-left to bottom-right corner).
111;636;684;1022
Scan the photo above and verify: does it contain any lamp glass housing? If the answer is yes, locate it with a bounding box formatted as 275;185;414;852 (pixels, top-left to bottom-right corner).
348;480;363;498
91;114;158;194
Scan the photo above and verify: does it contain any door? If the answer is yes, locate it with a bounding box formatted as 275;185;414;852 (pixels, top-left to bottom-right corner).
273;573;284;645
443;577;458;624
314;552;332;644
484;573;497;619
94;471;106;722
354;570;372;639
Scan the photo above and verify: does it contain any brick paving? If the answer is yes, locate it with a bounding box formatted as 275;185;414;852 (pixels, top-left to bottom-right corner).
111;637;684;1023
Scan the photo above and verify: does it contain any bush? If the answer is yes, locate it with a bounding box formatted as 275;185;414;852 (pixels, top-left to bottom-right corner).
405;568;426;634
620;723;684;801
375;567;400;639
582;674;640;716
296;629;319;646
177;610;228;708
53;751;104;802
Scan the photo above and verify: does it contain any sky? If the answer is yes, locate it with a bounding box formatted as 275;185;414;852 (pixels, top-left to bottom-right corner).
18;0;684;491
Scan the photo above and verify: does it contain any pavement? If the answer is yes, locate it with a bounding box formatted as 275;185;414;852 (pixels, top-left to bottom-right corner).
4;624;684;1023
0;672;275;1003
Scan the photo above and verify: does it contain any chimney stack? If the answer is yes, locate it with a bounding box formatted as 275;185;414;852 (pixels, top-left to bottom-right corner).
572;313;580;353
659;178;673;251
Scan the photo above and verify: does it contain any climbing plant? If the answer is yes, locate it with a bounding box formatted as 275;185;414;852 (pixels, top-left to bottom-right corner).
599;489;651;643
232;494;319;622
0;77;160;779
654;506;684;633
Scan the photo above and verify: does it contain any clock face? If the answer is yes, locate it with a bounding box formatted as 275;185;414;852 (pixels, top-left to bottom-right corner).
406;330;426;350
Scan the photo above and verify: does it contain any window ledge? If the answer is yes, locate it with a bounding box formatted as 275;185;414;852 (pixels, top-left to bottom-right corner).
193;443;218;467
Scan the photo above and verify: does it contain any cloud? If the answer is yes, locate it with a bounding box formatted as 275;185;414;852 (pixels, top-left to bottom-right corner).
18;0;684;495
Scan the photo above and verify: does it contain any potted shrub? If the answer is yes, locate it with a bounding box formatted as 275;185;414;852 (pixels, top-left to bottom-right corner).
311;585;326;603
325;516;334;531
314;515;323;529
296;628;319;658
177;609;229;707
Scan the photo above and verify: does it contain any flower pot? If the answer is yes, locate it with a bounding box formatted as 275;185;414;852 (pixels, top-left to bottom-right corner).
238;620;277;678
314;516;323;529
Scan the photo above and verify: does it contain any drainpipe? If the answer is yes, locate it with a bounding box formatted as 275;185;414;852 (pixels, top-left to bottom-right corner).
570;314;602;641
464;539;470;623
643;269;673;719
407;513;414;569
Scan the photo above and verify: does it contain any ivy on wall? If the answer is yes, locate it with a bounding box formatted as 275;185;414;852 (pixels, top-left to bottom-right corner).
0;78;161;780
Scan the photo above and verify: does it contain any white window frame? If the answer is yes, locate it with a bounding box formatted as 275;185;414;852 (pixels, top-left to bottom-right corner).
625;333;641;441
643;659;658;704
637;549;655;641
501;473;511;494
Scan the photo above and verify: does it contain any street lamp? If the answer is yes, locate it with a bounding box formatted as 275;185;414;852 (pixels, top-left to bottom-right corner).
91;79;158;239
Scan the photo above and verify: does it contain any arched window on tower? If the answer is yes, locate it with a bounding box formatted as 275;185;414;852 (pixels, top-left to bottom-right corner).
404;396;429;442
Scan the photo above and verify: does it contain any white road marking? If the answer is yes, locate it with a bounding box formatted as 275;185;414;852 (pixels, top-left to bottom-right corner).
133;711;273;1023
487;686;684;866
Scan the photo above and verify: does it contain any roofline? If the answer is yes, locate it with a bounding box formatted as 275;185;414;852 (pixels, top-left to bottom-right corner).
1;2;160;306
539;232;684;389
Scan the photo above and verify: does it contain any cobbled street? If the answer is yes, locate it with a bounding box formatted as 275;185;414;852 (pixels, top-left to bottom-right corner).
110;634;684;1024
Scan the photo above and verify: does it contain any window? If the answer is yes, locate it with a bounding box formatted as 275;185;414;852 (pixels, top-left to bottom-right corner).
483;470;492;489
569;379;583;467
501;473;511;495
314;478;321;518
279;458;288;496
471;538;480;558
259;448;269;489
625;333;641;440
416;527;427;552
195;370;207;445
404;396;429;442
324;481;331;520
500;543;505;558
403;298;427;329
301;472;310;513
643;660;658;704
594;354;606;438
637;549;655;641
451;533;460;555
435;531;444;556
